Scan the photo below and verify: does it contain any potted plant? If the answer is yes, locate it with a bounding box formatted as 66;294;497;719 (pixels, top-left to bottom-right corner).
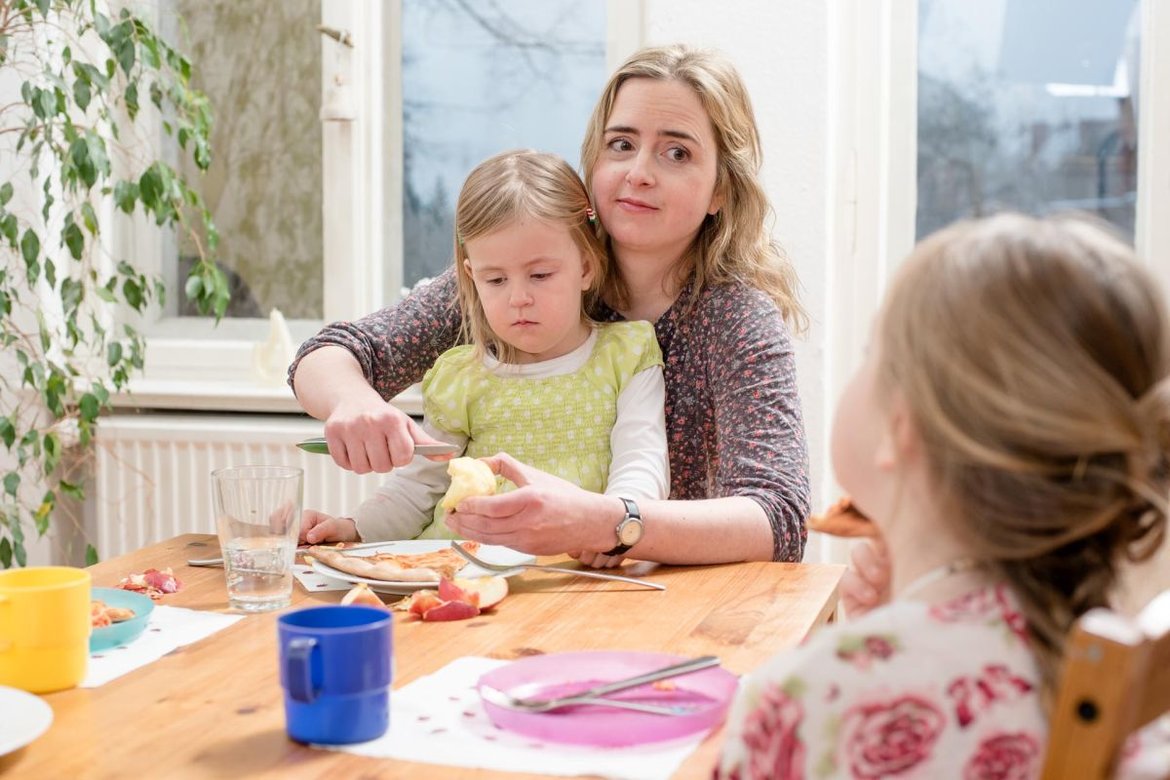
0;0;228;567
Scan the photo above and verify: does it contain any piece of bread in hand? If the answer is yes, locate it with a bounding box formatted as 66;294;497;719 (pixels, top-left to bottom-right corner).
807;496;878;538
441;457;497;511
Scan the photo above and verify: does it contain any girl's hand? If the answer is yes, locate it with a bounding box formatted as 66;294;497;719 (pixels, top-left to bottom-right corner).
571;551;626;569
299;509;360;545
840;537;892;618
445;452;619;556
323;395;449;474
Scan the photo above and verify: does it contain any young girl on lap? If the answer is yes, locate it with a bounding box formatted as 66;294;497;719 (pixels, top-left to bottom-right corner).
718;213;1170;778
301;151;668;544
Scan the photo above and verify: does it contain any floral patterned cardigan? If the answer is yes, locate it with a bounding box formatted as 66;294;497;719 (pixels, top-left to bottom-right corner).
716;584;1170;779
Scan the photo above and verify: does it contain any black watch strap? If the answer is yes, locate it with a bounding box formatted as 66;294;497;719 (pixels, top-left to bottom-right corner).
602;497;642;556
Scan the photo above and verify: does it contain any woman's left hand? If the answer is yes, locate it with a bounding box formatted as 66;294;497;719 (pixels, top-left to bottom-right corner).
445;452;620;558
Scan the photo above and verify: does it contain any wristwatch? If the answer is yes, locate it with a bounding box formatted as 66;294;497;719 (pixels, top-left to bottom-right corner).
602;497;643;556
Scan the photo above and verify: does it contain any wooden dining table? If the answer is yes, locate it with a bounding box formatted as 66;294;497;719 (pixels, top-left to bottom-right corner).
3;534;844;779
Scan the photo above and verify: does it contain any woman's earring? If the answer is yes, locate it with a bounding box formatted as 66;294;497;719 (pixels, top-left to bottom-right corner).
585;206;598;225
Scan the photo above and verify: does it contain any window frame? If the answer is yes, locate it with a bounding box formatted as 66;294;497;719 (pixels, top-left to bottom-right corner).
116;0;643;414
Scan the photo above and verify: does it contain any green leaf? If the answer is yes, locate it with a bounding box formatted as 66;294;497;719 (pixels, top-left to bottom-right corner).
0;538;11;569
3;472;18;497
113;180;138;214
63;220;84;259
123;278;143;310
80;392;101;421
44;258;56;288
107;341;123;367
73;77;91;111
43;433;60;476
0;214;17;245
116;36;135;74
85;544;99;566
61;278;83;315
125;82;138;120
0;417;14;448
0;182;11;206
33;491;52;536
59;480;84;500
20;229;40;283
184;273;203;301
69;136;96;188
81;202;98;234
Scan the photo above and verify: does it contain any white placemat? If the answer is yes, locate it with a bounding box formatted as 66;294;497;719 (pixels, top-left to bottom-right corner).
293;563;350;592
82;605;243;688
318;656;712;780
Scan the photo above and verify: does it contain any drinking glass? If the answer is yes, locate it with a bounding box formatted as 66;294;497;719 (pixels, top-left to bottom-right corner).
211;465;303;612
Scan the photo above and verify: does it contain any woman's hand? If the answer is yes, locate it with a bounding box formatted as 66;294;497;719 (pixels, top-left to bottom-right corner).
299;509;360;545
840;537;892;619
445;452;620;557
323;396;449;474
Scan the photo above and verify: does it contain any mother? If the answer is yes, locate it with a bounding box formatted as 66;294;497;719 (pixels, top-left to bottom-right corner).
289;45;810;566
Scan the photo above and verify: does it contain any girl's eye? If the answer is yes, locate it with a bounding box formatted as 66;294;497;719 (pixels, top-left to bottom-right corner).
485;277;505;286
606;137;634;153
531;272;552;281
665;146;690;163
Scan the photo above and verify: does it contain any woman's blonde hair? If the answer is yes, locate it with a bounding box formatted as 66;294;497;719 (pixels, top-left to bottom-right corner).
879;212;1170;699
453;149;607;363
579;44;807;332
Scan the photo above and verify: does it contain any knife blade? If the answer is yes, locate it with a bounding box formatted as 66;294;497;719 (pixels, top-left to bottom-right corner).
296;437;459;457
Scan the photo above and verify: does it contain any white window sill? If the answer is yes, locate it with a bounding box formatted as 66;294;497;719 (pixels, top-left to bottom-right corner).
114;378;424;417
124;334;425;416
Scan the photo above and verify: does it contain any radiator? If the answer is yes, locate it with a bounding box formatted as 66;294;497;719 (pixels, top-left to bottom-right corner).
92;413;387;558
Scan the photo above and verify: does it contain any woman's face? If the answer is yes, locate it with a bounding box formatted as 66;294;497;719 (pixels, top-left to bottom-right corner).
590;78;722;264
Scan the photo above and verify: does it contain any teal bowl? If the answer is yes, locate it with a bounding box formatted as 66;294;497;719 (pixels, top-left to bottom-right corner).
90;587;154;653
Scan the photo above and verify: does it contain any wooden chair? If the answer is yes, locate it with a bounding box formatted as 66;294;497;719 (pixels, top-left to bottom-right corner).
1042;590;1170;779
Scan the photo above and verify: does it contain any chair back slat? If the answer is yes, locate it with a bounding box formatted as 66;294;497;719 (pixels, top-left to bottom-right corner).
1041;593;1170;779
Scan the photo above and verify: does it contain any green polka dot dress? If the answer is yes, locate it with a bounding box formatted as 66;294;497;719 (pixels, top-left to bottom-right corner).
416;321;662;538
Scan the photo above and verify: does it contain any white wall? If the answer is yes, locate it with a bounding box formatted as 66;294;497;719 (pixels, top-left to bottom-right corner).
642;0;845;561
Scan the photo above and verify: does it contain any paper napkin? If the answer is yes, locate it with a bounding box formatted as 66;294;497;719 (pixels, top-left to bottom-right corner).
292;563;351;593
82;605;243;688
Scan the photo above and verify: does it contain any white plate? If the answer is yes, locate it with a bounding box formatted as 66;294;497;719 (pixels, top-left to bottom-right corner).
0;686;53;756
308;540;535;595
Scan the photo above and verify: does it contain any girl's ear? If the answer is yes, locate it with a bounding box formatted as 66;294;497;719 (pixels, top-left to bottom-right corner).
462;258;474;279
579;253;596;291
876;390;919;471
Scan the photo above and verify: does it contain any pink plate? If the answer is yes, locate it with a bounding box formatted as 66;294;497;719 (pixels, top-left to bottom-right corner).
478;650;739;747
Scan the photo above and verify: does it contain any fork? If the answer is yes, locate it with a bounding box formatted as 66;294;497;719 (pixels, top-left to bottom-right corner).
479;654;720;715
451;542;666;591
479;684;693;716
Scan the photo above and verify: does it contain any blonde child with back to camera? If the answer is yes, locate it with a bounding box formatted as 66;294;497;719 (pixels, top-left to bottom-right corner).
299;150;669;546
717;213;1170;778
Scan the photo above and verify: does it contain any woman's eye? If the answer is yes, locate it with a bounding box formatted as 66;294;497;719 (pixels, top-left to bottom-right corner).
666;146;690;163
607;137;634;153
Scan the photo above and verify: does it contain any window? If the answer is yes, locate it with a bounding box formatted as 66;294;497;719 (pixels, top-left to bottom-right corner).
123;0;638;411
917;0;1141;240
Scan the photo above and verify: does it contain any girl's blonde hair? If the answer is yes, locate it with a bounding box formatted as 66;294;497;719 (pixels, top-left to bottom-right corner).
579;44;807;332
453;150;606;363
879;212;1170;699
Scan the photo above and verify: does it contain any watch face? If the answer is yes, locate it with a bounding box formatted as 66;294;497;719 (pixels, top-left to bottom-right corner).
618;518;643;546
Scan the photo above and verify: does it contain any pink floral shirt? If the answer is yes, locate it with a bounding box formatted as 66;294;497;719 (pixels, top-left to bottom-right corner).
717;584;1170;779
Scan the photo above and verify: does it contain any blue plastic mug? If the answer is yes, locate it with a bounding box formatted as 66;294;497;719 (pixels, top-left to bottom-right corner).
277;605;393;744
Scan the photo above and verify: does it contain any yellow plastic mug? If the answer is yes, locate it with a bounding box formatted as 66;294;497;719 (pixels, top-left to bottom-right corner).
0;566;92;693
